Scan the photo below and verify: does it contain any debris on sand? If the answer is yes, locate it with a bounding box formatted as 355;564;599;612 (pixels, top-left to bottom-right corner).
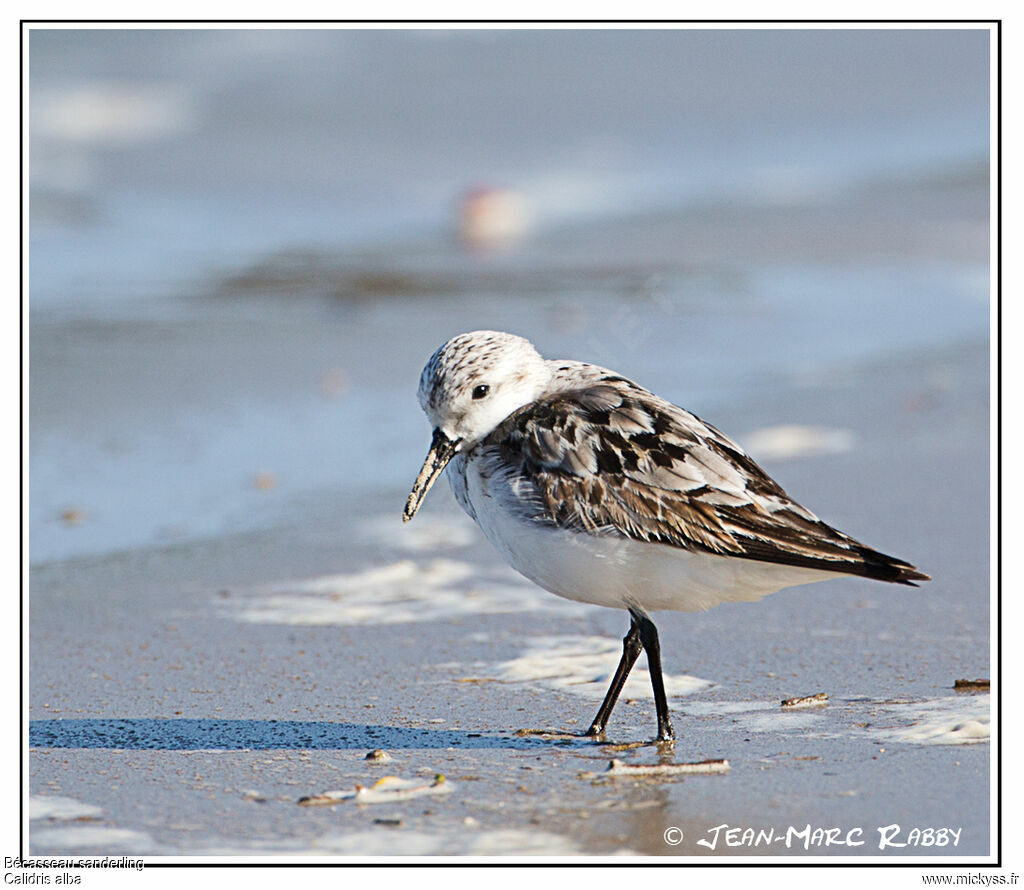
365;749;392;762
601;741;648;752
781;692;829;709
953;678;989;691
581;758;730;779
252;470;277;491
60;508;86;526
514;728;579;739
298;774;452;806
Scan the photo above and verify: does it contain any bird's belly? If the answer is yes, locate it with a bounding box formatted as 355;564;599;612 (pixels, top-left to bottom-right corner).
454;462;837;613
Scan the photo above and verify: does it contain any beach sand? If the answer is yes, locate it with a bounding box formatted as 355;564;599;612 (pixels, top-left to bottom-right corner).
27;29;991;855
29;329;990;858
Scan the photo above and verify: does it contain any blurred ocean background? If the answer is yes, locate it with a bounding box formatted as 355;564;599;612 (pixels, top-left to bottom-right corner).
28;27;992;565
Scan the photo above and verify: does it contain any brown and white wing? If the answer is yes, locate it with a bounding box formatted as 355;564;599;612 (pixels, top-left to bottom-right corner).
480;377;928;585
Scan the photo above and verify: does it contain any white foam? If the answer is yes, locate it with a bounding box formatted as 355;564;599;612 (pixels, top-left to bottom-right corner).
739;425;855;460
231;558;575;626
742;711;827;733
30;826;158;854
493;636;711;700
316;829;585;856
685;695;991;744
684;698;828;734
33;83;195;147
683;700;775;716
203;829;591;856
29;795;103;821
873;695;990;745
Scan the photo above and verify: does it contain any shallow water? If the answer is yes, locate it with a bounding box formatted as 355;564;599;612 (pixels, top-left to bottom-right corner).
29;27;991;565
29;28;989;308
29;205;989;563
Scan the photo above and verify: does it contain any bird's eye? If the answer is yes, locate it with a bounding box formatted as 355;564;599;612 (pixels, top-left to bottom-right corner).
472;384;490;400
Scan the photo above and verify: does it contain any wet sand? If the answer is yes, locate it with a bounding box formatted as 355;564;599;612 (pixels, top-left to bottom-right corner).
29;334;991;859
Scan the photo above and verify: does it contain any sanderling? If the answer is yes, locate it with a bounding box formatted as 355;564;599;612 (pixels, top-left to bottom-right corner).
403;331;928;742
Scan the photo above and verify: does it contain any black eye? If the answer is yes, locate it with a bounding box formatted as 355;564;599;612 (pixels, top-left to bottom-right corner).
472;384;490;400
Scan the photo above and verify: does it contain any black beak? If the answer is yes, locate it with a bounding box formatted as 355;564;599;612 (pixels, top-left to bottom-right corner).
403;429;461;522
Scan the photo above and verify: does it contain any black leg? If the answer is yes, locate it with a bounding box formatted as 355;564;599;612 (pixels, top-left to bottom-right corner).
634;611;676;741
586;616;643;737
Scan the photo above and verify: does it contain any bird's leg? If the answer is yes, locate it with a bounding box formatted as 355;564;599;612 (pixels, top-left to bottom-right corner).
634;611;676;742
586;615;643;738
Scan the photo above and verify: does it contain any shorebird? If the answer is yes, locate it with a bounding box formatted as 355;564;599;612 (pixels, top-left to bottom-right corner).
403;331;928;742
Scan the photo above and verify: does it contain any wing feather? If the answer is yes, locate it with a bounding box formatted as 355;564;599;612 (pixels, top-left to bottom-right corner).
480;377;929;585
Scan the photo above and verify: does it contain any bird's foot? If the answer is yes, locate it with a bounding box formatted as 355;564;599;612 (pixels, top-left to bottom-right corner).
655;721;677;745
584;723;607;741
516;723;676;747
589;723;674;749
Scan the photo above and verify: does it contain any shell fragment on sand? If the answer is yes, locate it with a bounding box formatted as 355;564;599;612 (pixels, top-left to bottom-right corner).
581;758;730;779
298;774;452;806
781;692;829;709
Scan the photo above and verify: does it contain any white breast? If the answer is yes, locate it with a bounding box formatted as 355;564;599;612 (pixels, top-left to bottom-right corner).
448;454;838;614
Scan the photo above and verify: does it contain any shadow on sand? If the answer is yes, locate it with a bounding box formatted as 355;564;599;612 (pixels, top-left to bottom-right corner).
29;718;551;751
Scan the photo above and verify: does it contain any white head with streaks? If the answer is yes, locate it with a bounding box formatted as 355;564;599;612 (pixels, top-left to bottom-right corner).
404;331;550;521
417;330;551;447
